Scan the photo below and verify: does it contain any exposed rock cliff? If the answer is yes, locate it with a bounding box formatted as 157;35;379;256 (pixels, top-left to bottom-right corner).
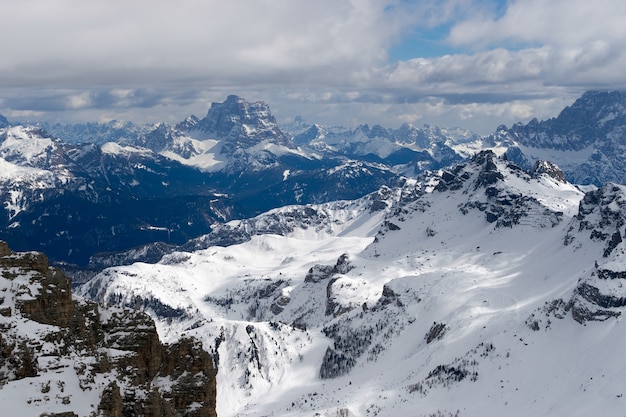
194;94;291;150
0;241;216;416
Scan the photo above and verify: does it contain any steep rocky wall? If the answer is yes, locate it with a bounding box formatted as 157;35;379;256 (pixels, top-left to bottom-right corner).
0;241;216;417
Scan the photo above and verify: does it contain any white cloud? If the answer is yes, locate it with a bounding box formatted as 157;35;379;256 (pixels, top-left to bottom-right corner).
66;93;92;109
0;0;410;85
0;0;625;134
381;47;550;90
449;0;626;48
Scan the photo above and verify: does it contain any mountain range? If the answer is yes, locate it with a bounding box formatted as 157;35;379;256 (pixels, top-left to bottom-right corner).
2;91;626;269
76;150;626;416
3;90;626;415
0;95;473;268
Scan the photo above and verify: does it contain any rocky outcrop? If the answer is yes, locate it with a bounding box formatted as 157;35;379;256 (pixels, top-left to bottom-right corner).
531;160;567;183
0;241;217;416
434;151;564;228
194;95;291;150
565;183;626;257
567;259;626;324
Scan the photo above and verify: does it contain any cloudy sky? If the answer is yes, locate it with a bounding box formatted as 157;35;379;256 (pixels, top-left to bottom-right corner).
1;0;625;134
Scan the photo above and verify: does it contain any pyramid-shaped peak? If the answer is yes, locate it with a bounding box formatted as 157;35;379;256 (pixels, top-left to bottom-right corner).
469;150;499;169
531;160;567;183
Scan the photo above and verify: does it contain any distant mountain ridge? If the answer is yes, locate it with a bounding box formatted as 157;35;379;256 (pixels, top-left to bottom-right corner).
2;91;626;268
497;90;626;185
0;97;405;266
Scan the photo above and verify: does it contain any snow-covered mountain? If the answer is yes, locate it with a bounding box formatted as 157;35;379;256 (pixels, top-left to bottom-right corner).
0;124;231;266
494;90;626;185
7;89;626;416
4;89;626;271
292;121;474;173
0;97;404;266
76;151;626;417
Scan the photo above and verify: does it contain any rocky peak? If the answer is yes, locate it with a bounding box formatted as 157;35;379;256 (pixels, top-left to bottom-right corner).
435;150;504;193
175;115;200;132
570;90;626;121
0;241;217;416
294;123;328;146
366;124;391;139
195;95;291;150
531;160;567;183
566;183;626;257
431;151;566;228
395;123;431;148
136;122;175;152
279;115;313;136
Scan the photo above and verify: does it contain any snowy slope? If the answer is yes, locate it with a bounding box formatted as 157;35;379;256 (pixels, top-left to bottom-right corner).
0;126;75;221
76;151;626;417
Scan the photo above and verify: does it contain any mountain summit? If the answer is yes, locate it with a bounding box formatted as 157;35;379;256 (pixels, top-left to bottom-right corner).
192;95;292;150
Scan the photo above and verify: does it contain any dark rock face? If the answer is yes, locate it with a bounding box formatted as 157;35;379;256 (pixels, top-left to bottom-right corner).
560;184;626;323
434;151;564;229
493;90;626;185
505;91;626;151
569;263;626;323
0;246;74;327
425;322;448;344
565;183;626;257
195;95;291;149
531;160;567;183
435;150;504;193
0;241;217;416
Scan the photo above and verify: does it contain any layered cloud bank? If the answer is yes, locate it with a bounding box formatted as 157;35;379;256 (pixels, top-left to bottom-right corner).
1;0;626;133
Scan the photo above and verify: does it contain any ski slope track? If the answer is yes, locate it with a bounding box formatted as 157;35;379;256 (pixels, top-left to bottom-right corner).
77;150;626;417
